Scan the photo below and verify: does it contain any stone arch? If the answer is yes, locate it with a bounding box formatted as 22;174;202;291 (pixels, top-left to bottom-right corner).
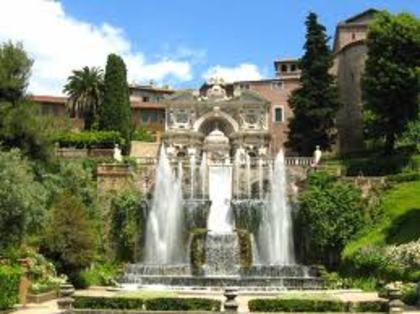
193;110;239;136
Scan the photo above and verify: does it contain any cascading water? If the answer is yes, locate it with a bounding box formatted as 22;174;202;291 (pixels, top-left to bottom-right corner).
246;154;251;198
258;150;295;265
190;154;196;199
199;152;207;199
143;146;184;264
207;165;233;233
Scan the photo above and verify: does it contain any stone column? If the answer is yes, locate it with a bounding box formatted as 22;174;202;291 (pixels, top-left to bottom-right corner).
18;258;30;308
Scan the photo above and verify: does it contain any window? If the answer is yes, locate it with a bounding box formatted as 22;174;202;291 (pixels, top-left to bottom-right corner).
273;106;284;123
352;33;356;40
271;82;283;89
142;96;150;102
281;64;288;72
291;64;297;72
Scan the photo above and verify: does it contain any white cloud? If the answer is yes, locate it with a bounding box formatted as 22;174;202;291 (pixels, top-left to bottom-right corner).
0;0;193;95
203;63;263;83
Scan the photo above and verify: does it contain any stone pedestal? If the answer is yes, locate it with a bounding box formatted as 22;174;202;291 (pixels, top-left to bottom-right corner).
224;287;239;312
387;287;405;314
57;283;75;314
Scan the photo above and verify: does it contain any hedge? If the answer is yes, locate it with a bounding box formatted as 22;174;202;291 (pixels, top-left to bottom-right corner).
351;300;388;312
73;296;143;310
55;131;123;148
0;265;21;310
73;296;221;311
145;297;221;311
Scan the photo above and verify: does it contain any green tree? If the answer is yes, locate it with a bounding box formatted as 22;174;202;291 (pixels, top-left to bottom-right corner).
297;171;364;268
287;12;340;155
99;54;132;153
362;11;420;153
0;42;52;162
0;41;33;104
63;66;104;130
41;192;95;287
0;149;47;250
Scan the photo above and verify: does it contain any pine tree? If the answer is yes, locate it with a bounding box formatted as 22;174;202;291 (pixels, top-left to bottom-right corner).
362;11;420;154
99;54;133;152
287;12;340;155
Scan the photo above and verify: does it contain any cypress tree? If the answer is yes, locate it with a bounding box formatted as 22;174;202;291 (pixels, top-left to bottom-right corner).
287;12;340;155
99;54;132;152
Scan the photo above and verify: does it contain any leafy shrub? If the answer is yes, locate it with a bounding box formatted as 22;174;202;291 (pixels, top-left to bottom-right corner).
248;298;346;312
351;300;388;312
401;283;418;306
399;117;420;152
0;265;21;310
132;128;155;142
145;297;221;311
74;296;143;309
387;172;420;183
385;239;420;269
297;171;365;267
79;262;121;287
55;131;123;148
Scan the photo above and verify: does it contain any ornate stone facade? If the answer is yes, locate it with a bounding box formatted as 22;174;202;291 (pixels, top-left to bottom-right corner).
162;81;271;160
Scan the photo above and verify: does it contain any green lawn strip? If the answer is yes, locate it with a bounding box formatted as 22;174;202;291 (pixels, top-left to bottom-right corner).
277;292;339;301
343;180;420;257
116;290;177;299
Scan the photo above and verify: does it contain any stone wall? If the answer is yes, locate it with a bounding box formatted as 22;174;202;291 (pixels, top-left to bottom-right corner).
97;164;134;194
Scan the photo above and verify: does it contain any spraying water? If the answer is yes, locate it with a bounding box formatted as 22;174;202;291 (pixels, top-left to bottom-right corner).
207;165;233;234
258;150;295;264
144;146;184;264
190;154;196;199
246;154;251;198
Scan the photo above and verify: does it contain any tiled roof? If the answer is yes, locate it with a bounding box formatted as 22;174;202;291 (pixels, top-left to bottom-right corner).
31;95;68;105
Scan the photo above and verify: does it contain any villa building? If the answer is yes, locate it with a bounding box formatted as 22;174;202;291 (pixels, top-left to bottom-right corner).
32;9;377;156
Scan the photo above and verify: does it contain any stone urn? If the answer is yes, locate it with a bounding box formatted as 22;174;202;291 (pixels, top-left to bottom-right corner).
224;287;239;312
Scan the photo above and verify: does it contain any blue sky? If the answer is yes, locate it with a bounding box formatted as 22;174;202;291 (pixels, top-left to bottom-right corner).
0;0;418;94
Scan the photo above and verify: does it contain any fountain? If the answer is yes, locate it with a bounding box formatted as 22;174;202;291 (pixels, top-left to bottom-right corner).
121;81;322;290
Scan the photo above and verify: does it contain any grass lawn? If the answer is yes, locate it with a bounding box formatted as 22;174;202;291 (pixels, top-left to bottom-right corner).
117;289;177;299
277;292;339;300
343;180;420;257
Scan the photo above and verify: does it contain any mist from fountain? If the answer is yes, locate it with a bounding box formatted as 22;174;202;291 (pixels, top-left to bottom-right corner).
143;146;185;264
246;154;251;198
258;150;295;265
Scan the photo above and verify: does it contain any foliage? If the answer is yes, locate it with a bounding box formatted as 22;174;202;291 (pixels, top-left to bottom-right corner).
387;172;420;184
287;12;340;155
362;11;420;153
55;130;122;148
0;149;47;250
0;265;21;310
74;296;144;310
232;201;262;235
399;116;420;152
0;101;54;162
385;239;420;270
237;229;252;270
99;54;133;153
351;301;388;312
108;190;145;262
189;228;207;275
144;297;221;311
41;192;96;288
79;261;121;287
343;180;420;256
0;42;53;162
132;128;155;142
248;298;346;312
63;66;104;130
297;171;364;267
400;283;419;306
22;250;66;294
0;41;32;103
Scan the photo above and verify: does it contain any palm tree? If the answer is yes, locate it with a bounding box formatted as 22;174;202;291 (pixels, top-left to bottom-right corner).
63;66;104;130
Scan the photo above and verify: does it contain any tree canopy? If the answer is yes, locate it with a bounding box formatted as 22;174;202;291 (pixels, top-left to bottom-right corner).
63;66;104;130
362;11;420;153
286;12;341;155
99;54;132;153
